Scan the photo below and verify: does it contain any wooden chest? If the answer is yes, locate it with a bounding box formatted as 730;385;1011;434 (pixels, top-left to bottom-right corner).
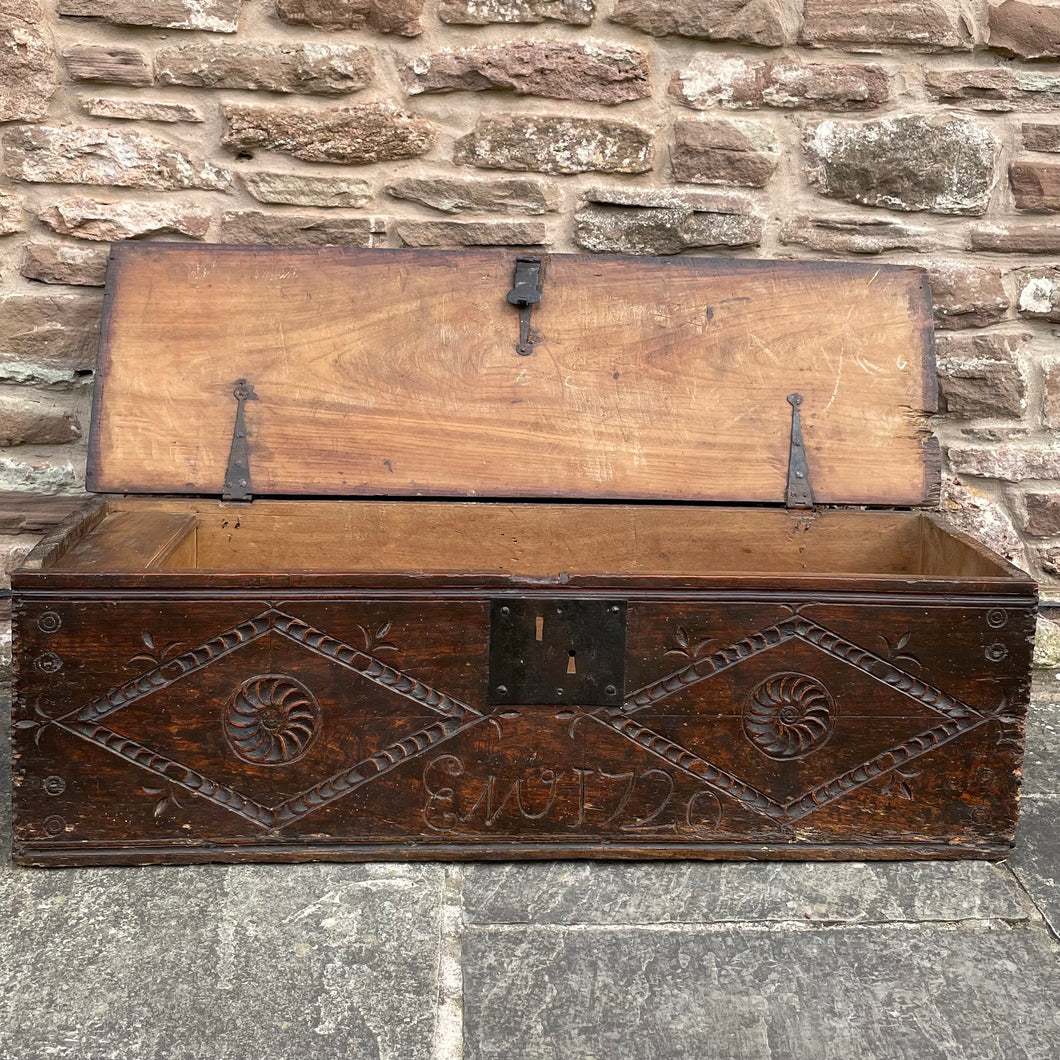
10;245;1036;866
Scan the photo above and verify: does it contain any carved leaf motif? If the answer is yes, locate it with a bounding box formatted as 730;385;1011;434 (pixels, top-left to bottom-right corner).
666;626;718;661
878;631;922;670
359;622;398;654
141;630;155;652
141;783;182;818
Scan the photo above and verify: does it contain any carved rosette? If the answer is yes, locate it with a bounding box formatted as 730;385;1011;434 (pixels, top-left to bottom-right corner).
224;675;320;766
743;672;835;760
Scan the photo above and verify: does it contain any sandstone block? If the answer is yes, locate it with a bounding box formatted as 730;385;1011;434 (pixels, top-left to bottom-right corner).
386;178;556;214
2;126;230;191
940;477;1029;571
609;0;794;46
454;116;653;175
223;104;433;165
990;0;1060;59
57;0;241;32
241;172;372;207
800;0;974;49
0;458;80;495
1040;544;1060;576
930;262;1008;329
0;0;57;121
1023;123;1060;151
0;294;102;369
1011;161;1060;210
780;215;936;253
1022;491;1060;535
276;0;423;35
80;98;202;122
935;332;1028;418
0;393;81;447
0;190;25;236
672;119;780;187
1018;271;1060;321
439;0;593;24
401;41;650;105
804;115;996;215
670;55;888;111
22;243;110;287
968;223;1060;253
575;193;762;254
39;198;210;241
925;69;1060;111
0;534;43;583
1044;361;1060;429
218;211;386;247
395;220;548;246
62;46;152;86
948;445;1060;481
156;43;373;96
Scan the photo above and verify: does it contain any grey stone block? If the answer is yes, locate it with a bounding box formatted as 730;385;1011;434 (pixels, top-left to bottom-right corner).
0;861;444;1060
1023;692;1060;796
1010;795;1060;937
462;860;1031;925
463;923;1060;1060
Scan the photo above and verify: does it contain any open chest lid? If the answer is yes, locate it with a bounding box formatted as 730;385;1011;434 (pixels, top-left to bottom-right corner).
86;244;939;507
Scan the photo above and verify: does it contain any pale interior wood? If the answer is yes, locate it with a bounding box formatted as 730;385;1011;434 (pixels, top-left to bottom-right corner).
44;499;1015;579
89;245;938;506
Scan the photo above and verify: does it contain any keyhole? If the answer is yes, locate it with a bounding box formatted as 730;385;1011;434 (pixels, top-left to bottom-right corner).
567;649;577;675
535;616;544;642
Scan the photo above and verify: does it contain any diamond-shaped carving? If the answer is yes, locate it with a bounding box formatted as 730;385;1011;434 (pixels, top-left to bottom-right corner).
596;615;988;824
52;608;484;831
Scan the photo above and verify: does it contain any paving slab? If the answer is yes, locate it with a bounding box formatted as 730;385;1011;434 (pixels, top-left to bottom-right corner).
1022;689;1060;796
0;860;445;1060
463;860;1031;925
462;922;1060;1060
1009;795;1060;938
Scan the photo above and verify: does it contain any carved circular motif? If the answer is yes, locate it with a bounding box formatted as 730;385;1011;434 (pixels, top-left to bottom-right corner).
985;643;1009;663
986;608;1008;629
42;815;66;836
43;775;66;796
34;652;62;674
37;611;62;634
743;672;836;760
224;674;320;766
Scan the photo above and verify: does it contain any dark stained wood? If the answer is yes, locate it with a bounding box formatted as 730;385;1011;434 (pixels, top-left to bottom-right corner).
87;245;939;506
11;590;1033;864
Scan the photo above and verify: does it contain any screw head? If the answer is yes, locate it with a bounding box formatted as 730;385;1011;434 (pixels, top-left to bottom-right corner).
500;606;510;615
495;685;508;695
555;688;564;697
37;611;61;634
43;776;66;796
985;643;1008;663
605;685;617;696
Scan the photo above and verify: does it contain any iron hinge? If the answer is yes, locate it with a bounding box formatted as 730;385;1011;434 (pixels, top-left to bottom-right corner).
785;392;815;511
222;378;257;502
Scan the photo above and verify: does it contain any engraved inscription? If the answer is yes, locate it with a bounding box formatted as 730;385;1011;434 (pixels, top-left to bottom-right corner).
743;672;835;760
422;755;722;836
224;675;321;766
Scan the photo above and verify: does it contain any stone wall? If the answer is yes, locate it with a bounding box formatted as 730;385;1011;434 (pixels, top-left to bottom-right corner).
1;0;1060;652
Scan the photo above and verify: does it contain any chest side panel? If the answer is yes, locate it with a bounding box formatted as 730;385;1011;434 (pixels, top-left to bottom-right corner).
88;246;937;506
12;593;1031;864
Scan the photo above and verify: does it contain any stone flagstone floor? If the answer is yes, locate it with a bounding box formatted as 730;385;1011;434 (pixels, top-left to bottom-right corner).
2;679;1059;1060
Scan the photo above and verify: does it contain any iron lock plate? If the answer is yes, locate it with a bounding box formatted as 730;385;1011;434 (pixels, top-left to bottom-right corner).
488;599;626;707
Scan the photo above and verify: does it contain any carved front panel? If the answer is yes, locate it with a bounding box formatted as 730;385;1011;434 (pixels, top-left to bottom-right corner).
12;594;1033;863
